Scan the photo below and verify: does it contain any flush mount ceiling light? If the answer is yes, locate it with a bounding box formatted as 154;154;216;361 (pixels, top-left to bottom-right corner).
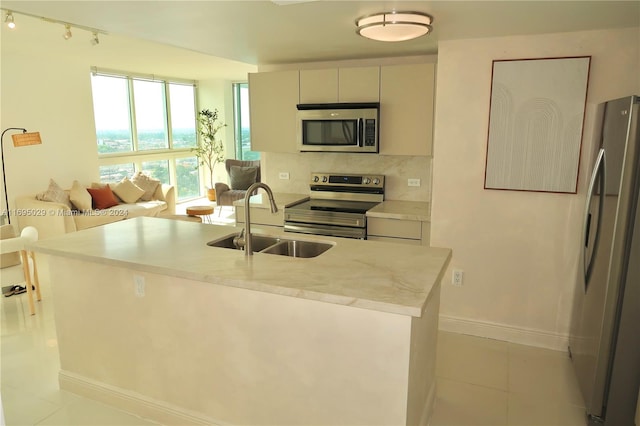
5;10;15;29
63;24;72;40
356;11;433;42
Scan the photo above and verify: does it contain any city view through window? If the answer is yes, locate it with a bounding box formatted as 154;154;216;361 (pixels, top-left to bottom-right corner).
91;74;200;200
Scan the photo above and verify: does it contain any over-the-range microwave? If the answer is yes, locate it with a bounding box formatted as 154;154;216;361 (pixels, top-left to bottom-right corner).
296;102;379;153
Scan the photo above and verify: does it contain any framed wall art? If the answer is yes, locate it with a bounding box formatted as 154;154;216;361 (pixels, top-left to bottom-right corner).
484;56;591;193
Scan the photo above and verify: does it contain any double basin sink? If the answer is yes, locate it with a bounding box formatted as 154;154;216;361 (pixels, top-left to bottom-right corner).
207;232;333;258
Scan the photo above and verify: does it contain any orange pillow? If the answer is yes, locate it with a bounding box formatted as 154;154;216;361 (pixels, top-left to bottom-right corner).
86;186;120;210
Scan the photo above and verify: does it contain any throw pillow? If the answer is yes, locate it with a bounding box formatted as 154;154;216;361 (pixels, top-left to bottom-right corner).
86;186;120;210
112;177;145;204
69;180;92;211
35;178;73;209
131;172;161;201
0;224;21;268
229;166;258;190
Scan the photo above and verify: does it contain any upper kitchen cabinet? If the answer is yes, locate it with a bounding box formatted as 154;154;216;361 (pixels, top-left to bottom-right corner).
299;66;380;103
339;66;380;102
299;69;338;103
379;63;435;156
249;70;299;153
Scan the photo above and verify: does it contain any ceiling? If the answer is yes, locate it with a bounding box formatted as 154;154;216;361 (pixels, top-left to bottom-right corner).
2;1;639;66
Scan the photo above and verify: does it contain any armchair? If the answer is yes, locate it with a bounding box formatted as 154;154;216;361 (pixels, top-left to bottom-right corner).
214;159;261;213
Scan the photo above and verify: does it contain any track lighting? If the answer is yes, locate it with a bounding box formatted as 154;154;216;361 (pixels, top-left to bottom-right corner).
1;9;107;42
5;10;15;29
63;24;72;40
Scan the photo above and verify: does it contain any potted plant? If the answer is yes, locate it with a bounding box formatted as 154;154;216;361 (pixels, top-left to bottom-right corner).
191;108;226;201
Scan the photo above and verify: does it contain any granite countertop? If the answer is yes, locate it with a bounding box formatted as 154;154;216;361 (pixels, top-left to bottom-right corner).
233;192;309;209
367;200;431;221
32;217;450;317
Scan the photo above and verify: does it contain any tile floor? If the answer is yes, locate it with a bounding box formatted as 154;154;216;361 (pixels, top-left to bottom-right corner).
1;254;587;425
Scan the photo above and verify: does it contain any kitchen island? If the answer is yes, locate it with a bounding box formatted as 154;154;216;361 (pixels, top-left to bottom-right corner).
33;217;451;425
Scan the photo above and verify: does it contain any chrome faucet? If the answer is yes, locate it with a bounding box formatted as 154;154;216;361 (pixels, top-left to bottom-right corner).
238;182;278;256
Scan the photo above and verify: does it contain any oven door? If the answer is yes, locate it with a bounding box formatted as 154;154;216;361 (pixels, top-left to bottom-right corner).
284;222;366;239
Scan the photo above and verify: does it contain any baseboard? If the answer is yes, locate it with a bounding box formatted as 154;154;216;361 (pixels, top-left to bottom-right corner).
438;314;569;351
59;370;225;426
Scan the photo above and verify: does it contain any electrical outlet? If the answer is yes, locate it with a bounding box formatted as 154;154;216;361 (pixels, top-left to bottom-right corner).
279;172;290;180
408;178;421;187
452;269;464;286
134;275;145;297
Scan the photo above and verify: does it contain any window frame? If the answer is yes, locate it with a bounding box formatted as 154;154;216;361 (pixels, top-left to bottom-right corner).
91;68;201;201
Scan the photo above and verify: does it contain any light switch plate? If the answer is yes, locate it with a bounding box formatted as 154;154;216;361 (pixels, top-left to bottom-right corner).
408;179;421;187
279;172;290;180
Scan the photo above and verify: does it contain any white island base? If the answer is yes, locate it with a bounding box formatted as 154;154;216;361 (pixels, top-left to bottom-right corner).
49;256;441;426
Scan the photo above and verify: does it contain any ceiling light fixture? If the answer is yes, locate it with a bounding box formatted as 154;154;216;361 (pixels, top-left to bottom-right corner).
5;10;15;29
355;11;433;42
90;32;99;45
63;24;72;40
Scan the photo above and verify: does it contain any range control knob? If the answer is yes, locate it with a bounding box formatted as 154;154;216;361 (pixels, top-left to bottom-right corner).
363;177;371;184
373;178;380;185
313;175;320;183
322;176;328;183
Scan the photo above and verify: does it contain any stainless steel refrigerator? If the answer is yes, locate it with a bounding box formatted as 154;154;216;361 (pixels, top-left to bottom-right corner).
569;95;640;425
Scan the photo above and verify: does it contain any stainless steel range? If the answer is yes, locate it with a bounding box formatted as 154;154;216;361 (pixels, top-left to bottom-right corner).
284;173;385;239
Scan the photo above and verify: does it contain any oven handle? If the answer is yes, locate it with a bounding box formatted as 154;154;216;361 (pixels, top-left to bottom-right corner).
284;223;366;239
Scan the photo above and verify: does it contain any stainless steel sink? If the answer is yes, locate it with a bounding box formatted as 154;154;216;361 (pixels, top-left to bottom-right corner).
207;233;281;252
207;233;333;258
260;240;333;258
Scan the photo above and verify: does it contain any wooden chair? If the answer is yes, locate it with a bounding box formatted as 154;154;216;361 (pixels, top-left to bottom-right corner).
214;159;261;215
1;225;41;315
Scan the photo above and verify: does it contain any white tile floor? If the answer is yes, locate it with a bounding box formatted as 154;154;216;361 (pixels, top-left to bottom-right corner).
1;254;587;425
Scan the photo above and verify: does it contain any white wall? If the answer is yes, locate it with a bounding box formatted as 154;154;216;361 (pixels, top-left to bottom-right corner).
0;14;255;213
431;27;640;349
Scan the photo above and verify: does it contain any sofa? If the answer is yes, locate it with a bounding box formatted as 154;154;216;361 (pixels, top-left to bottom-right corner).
15;175;176;239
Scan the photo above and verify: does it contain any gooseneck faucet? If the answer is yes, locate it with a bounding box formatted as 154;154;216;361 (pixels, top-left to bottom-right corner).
238;182;278;256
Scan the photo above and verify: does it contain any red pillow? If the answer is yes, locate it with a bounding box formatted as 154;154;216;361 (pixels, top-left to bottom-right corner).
86;186;120;210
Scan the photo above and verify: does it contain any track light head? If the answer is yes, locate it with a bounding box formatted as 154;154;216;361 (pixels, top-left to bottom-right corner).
63;24;72;40
90;32;99;45
5;11;15;29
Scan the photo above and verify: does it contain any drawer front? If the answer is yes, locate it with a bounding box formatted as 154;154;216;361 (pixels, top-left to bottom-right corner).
367;217;422;240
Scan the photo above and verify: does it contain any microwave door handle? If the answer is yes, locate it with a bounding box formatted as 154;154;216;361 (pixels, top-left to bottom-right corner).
358;118;364;147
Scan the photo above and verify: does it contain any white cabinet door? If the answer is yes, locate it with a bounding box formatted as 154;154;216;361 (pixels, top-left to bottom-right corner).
299;69;338;103
379;63;435;156
249;70;299;153
300;67;380;103
338;66;380;102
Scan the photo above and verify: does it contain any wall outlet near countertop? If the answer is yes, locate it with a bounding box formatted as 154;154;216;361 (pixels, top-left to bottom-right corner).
408;178;421;187
134;275;145;297
452;269;464;286
279;172;290;180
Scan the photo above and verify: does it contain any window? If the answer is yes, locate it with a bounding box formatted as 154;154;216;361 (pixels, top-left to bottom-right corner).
233;82;259;160
90;71;200;201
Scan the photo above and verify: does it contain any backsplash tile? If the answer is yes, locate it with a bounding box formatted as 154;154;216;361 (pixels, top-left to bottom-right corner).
262;152;431;201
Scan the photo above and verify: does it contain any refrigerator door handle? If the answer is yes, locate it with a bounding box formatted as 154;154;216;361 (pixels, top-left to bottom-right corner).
582;148;606;292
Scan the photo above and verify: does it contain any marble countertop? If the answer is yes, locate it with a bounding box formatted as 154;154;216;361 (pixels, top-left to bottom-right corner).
32;217;450;317
367;200;431;221
233;192;309;209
